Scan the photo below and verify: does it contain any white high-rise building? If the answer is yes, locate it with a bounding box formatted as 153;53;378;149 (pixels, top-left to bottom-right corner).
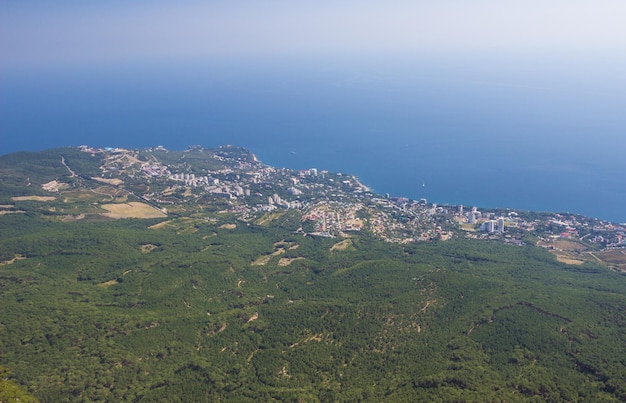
468;212;476;224
497;218;505;233
480;220;496;233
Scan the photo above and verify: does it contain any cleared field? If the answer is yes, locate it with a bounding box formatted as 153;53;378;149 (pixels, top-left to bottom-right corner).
556;255;585;265
149;217;196;230
63;190;106;203
149;219;176;230
91;177;124;185
581;250;626;272
91;186;126;198
596;250;626;265
255;212;285;226
12;196;56;201
553;239;587;252
101;202;166;219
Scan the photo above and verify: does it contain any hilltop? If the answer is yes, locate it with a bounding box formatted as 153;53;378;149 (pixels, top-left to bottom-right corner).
1;145;626;401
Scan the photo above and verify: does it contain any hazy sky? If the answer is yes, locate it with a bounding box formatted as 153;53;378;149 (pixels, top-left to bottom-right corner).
3;1;626;69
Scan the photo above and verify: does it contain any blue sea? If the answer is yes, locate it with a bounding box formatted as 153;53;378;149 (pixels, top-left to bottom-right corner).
2;54;625;223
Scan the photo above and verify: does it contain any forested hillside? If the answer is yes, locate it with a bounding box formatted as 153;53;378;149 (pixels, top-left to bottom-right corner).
1;147;626;401
1;211;626;401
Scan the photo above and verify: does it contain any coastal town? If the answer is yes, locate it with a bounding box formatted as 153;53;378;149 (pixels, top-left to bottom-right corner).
74;145;625;255
16;144;623;271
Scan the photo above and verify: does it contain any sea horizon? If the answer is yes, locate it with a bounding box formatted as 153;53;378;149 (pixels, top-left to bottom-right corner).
2;56;625;224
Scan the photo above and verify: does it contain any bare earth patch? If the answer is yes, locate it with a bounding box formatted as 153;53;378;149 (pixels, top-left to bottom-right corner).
61;214;86;222
594;250;626;271
556;256;585;265
553;239;587;252
12;195;56;202
330;239;353;252
460;223;477;231
247;312;259;323
278;257;305;266
101;202;166;219
252;255;272;266
91;177;124;185
596;249;626;265
149;220;175;230
97;279;119;288
141;244;158;253
0;255;26;266
62;190;106;203
150;217;195;230
274;241;299;250
256;212;285;226
0;210;25;215
210;323;227;336
251;248;285;266
41;180;69;192
290;333;324;348
220;223;237;229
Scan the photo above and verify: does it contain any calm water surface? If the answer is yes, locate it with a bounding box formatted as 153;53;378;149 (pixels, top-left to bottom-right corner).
2;57;625;222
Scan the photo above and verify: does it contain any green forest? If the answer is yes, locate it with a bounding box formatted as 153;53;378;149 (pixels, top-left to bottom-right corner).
1;146;626;401
2;210;626;402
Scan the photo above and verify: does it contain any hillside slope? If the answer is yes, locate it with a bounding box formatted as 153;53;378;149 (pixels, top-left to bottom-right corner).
1;147;626;401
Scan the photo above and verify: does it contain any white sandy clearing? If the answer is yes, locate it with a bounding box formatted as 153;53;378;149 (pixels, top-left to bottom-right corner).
41;180;70;192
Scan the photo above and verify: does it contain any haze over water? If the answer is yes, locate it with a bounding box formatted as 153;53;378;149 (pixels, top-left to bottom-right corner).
2;2;626;223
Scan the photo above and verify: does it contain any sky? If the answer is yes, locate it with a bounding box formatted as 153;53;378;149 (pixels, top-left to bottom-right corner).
3;1;626;70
